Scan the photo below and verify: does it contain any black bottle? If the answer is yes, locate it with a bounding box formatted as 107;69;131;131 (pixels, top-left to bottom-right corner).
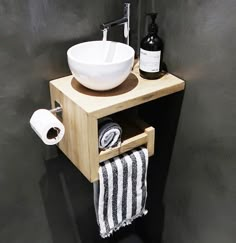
139;13;164;79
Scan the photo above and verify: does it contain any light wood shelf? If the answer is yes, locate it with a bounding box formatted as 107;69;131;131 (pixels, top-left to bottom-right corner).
49;62;185;182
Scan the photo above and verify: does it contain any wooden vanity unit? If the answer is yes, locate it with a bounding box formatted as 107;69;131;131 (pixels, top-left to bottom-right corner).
49;63;185;182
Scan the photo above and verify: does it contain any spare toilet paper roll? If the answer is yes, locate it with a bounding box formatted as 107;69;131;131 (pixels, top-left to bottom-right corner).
30;109;65;145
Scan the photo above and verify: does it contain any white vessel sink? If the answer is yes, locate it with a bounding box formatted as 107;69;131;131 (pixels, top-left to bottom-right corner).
67;41;135;91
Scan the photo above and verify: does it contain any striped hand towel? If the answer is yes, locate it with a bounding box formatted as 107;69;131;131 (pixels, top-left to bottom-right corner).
98;117;122;150
94;147;148;238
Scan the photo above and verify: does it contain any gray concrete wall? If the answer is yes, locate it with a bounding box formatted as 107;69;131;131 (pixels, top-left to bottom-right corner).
151;1;236;243
0;1;142;242
2;0;235;242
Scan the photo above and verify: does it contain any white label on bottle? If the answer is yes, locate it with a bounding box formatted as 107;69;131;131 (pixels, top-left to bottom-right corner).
140;49;161;72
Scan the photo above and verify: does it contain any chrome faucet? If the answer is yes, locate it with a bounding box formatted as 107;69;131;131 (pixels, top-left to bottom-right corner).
100;3;130;45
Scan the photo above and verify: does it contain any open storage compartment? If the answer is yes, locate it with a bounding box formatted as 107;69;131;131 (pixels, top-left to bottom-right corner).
99;116;155;162
49;62;185;182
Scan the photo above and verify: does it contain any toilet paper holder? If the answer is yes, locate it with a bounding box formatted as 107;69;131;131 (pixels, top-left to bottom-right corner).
50;106;62;114
50;101;63;120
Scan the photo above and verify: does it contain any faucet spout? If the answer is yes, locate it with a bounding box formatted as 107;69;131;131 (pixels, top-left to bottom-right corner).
100;3;130;45
100;17;128;30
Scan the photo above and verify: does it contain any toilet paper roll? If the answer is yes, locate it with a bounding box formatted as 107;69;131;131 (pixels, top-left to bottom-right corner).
30;109;65;145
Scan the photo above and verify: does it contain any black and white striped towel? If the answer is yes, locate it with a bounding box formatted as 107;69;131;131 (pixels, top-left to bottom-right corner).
94;146;148;238
98;117;122;150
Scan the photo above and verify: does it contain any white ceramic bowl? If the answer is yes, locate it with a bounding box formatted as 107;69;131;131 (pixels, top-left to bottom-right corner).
67;41;135;91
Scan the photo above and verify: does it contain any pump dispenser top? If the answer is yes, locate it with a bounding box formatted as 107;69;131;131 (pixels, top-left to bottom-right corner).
147;13;158;33
139;12;164;79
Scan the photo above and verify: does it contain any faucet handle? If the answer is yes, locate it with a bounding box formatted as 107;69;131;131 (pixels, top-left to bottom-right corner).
124;3;130;18
124;3;130;44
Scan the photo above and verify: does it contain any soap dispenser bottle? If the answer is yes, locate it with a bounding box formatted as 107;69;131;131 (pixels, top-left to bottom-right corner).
139;13;164;79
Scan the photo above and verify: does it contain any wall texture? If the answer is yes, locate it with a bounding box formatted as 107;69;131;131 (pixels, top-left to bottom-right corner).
153;1;236;243
2;0;234;242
